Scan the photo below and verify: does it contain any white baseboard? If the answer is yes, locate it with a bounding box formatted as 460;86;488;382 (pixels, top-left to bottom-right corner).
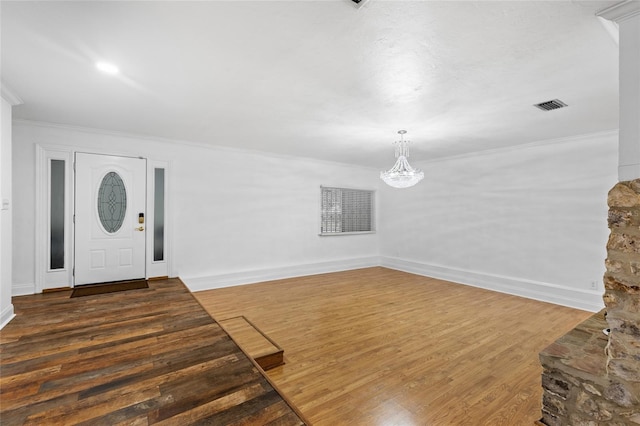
380;257;604;312
184;257;381;292
1;304;16;329
185;256;604;311
13;257;602;312
12;283;36;297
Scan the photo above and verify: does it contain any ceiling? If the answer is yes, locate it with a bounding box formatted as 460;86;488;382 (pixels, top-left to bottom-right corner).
1;1;620;168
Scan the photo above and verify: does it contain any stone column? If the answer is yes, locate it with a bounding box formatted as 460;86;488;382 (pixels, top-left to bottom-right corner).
598;0;640;418
604;180;640;414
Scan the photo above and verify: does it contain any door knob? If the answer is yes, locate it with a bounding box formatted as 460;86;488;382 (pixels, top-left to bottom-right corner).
135;226;145;231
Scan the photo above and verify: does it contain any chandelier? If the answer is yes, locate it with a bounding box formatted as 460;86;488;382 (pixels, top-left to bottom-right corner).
380;130;424;188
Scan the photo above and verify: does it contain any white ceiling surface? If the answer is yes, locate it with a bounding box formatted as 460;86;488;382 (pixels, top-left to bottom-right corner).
1;1;619;168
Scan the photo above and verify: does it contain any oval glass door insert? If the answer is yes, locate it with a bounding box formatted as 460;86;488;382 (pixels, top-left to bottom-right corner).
97;171;127;233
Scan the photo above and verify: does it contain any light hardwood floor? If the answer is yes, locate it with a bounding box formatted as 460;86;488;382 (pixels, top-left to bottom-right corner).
194;267;594;426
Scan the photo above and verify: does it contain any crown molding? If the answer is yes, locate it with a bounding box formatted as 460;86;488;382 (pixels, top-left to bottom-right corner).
597;0;640;23
413;129;619;166
598;16;619;45
12;119;378;171
1;82;23;106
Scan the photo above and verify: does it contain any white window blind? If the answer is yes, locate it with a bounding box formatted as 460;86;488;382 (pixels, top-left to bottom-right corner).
320;186;375;235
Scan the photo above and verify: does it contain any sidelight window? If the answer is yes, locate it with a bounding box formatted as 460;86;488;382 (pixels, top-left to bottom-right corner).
153;168;165;261
50;159;65;269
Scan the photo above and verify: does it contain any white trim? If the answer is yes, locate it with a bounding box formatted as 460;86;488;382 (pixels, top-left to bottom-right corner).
0;82;23;106
34;143;172;293
35;146;74;292
13;119;378;171
147;160;171;278
318;231;376;236
14;120;618;173
598;16;620;45
185;256;604;312
380;257;604;312
414;130;619;166
619;163;640;182
597;0;640;23
0;304;15;329
184;257;381;292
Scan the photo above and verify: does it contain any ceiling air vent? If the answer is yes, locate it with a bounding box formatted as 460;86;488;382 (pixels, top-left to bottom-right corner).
534;99;568;111
351;0;371;8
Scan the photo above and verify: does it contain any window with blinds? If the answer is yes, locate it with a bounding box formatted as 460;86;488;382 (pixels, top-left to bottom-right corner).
320;186;375;235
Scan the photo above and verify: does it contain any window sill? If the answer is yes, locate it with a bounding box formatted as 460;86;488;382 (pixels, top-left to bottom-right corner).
318;231;376;236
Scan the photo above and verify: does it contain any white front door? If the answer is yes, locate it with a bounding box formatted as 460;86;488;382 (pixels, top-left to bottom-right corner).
74;153;147;285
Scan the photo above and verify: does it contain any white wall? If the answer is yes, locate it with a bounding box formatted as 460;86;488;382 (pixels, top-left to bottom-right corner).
617;10;640;180
379;131;618;311
1;97;15;328
12;122;380;293
12;121;619;311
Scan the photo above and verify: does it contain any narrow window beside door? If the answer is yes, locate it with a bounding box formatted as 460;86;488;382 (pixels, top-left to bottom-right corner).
50;159;65;269
153;168;165;262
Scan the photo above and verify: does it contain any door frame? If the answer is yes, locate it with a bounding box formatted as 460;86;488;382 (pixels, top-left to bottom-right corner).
35;144;171;292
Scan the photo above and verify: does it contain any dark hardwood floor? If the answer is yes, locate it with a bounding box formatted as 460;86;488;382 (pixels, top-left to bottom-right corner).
0;278;306;425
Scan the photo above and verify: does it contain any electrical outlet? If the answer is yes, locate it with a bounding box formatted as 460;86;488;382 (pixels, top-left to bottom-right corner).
591;281;598;289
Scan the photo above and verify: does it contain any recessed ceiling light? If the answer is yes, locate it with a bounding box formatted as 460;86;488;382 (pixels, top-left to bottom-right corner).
96;61;119;75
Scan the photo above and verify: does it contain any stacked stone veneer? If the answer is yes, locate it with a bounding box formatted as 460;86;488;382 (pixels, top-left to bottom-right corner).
539;179;640;425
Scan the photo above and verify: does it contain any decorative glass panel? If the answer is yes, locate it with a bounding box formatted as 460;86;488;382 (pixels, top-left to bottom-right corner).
50;160;65;269
153;168;165;261
97;172;127;233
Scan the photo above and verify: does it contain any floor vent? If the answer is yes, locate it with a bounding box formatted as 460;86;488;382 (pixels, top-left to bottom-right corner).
534;99;568;111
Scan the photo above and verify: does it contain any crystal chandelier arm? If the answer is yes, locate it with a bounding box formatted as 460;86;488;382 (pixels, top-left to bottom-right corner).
380;130;424;189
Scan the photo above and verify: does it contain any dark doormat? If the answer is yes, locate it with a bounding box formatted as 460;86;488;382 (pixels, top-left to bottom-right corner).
71;279;149;298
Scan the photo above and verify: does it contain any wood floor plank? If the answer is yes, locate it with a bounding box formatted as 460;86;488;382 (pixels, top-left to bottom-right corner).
2;268;592;425
218;316;284;370
219;317;281;359
194;267;593;426
0;278;306;426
